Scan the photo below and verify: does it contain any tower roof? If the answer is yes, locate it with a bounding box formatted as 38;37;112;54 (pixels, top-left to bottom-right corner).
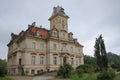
49;6;69;20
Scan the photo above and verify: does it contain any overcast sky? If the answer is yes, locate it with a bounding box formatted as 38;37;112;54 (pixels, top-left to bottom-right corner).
0;0;120;59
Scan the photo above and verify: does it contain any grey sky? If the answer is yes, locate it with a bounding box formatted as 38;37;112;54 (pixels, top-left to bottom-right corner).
0;0;120;59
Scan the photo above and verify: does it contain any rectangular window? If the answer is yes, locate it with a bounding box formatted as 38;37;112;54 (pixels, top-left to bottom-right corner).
63;45;66;51
70;46;73;53
40;56;44;64
31;56;35;64
53;57;57;65
62;33;65;39
53;44;57;51
78;49;80;54
32;42;36;49
71;58;74;65
40;43;44;51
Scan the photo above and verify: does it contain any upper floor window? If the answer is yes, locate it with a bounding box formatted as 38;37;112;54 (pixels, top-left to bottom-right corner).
40;43;44;51
63;45;66;51
40;56;44;64
78;49;80;54
31;56;35;64
53;57;57;65
32;42;36;49
36;31;40;37
53;44;57;51
70;46;73;53
62;33;65;39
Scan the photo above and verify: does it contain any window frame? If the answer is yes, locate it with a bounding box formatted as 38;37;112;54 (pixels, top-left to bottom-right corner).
31;56;35;65
32;42;36;49
53;44;57;51
40;56;44;64
53;57;57;65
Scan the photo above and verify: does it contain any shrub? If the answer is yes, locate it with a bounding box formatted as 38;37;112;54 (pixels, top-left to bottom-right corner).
0;66;7;77
76;64;90;73
70;72;79;80
97;70;115;80
57;64;73;78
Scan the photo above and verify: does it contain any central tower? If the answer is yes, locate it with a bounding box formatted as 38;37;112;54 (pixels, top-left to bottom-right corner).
49;6;69;40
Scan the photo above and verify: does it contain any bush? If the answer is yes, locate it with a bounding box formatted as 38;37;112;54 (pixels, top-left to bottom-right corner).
0;66;7;77
0;59;7;77
70;72;80;80
76;64;90;73
57;64;73;78
97;70;115;80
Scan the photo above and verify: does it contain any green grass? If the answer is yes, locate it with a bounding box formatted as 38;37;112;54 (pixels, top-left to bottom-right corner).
114;72;120;80
0;77;12;80
80;73;98;80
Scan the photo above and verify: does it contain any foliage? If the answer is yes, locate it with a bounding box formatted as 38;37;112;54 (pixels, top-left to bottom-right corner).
114;73;120;80
70;72;79;80
0;77;12;80
0;59;7;77
97;70;115;80
94;35;108;71
76;64;90;73
80;73;97;80
84;55;96;65
107;52;120;71
76;64;98;76
57;64;73;78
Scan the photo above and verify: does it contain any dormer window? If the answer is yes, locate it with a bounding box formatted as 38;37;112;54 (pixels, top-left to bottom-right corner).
36;31;40;37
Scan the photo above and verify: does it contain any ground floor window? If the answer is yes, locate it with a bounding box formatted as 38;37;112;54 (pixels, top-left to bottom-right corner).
53;57;57;65
31;69;35;75
71;58;74;65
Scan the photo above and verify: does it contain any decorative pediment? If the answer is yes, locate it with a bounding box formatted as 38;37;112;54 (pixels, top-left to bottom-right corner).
31;52;37;55
39;53;45;56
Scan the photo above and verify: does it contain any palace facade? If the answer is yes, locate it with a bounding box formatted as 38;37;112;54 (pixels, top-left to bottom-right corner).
7;6;84;75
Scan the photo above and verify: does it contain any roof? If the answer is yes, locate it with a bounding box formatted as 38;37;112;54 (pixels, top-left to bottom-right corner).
7;22;49;46
49;6;69;20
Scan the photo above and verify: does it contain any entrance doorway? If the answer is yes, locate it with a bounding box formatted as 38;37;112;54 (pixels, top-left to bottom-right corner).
19;58;21;65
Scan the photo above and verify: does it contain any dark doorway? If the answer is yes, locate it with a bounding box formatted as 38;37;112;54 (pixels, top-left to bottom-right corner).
19;58;21;65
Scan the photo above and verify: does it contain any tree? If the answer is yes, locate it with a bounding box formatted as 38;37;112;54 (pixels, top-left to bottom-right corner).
94;35;108;70
107;52;120;70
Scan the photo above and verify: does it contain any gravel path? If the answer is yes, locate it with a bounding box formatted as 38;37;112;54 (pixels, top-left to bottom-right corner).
33;72;66;80
8;72;66;80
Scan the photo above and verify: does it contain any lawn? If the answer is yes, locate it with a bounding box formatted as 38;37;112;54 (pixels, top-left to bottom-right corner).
70;72;120;80
80;73;98;80
114;72;120;80
0;77;12;80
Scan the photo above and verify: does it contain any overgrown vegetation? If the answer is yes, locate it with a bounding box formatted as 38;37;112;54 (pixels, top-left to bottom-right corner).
0;59;7;77
57;35;120;80
57;64;73;78
97;70;115;80
107;52;120;71
0;77;12;80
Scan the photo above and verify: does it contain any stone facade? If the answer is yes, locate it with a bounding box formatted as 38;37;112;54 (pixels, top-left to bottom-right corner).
7;6;84;75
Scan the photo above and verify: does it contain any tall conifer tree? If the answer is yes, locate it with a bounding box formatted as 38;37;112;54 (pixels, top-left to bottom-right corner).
94;35;108;70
